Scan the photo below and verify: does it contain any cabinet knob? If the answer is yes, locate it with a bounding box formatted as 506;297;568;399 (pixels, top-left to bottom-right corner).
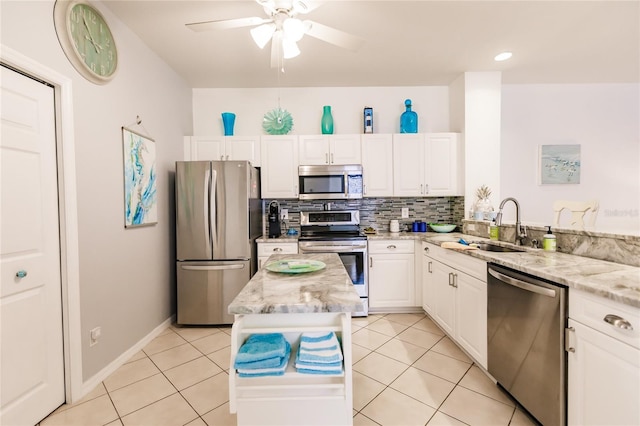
424;246;429;253
604;314;634;330
273;247;283;252
387;245;396;250
16;270;28;279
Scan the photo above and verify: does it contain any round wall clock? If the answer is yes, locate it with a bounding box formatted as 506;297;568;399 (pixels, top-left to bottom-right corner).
53;0;118;84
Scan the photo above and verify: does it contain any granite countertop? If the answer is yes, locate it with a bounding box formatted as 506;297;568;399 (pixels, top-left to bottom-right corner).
400;232;640;309
228;253;363;315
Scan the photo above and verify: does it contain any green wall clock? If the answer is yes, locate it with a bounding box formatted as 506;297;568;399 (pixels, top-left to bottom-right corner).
54;0;118;84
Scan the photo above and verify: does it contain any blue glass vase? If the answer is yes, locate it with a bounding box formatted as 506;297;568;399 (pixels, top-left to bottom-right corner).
221;112;235;136
400;99;418;133
321;105;334;134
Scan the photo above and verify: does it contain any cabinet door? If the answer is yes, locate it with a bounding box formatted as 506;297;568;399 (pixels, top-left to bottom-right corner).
369;253;415;308
185;136;225;161
299;135;329;165
330;135;361;165
432;261;455;336
455;272;487;368
226;136;261;166
361;134;393;197
422;252;435;315
424;133;461;196
261;136;299;199
393;133;425;196
568;319;640;426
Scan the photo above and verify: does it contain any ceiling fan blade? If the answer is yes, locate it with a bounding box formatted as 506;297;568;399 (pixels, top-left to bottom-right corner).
302;20;364;52
186;17;270;32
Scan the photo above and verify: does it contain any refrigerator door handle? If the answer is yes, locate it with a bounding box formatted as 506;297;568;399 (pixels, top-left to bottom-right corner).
180;264;245;271
210;168;217;254
203;168;212;258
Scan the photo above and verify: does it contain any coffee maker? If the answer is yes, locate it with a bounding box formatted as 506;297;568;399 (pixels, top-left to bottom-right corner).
268;201;281;238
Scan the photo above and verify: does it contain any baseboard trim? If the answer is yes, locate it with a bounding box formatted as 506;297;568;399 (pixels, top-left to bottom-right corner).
78;315;175;400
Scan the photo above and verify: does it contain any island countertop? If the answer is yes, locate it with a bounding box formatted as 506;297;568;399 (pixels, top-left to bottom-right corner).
228;253;364;315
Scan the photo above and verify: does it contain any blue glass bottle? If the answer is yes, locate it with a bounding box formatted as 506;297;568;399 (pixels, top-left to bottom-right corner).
400;99;418;133
321;105;334;134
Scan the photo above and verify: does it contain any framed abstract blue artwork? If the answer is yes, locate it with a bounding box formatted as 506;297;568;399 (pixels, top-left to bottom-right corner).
539;144;581;185
122;127;157;227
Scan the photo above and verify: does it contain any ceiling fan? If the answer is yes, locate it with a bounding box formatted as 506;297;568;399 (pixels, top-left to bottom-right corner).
186;0;364;68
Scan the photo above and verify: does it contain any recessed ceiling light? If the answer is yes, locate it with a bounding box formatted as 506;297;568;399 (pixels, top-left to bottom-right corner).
494;51;513;61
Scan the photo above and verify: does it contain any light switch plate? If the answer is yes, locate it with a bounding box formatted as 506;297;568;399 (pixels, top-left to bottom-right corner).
401;208;409;218
281;209;288;220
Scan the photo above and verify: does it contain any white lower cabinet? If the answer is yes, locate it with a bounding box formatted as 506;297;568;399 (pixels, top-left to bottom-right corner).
229;312;353;426
567;289;640;425
421;242;487;368
368;240;415;309
257;242;298;270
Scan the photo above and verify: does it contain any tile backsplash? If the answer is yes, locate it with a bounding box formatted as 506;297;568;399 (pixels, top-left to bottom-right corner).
263;197;465;234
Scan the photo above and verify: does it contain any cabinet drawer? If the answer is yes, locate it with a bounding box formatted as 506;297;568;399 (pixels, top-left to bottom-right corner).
422;242;486;282
258;242;298;257
570;289;640;349
368;240;414;254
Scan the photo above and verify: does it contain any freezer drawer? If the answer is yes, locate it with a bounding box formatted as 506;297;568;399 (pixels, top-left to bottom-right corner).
177;260;250;325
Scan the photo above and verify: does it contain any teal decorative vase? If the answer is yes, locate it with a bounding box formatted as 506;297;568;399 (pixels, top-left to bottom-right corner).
321;105;334;134
400;99;418;133
221;112;236;136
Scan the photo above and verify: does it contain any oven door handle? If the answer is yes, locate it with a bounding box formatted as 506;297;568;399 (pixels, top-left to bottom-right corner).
300;245;367;252
489;268;556;297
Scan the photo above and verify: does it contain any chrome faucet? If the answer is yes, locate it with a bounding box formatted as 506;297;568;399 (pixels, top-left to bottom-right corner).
495;197;527;245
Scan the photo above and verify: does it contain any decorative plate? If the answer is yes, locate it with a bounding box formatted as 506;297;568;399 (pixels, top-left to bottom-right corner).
265;260;326;274
262;107;293;135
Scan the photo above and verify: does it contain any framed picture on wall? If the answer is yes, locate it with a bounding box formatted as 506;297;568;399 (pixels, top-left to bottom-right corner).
122;127;157;227
539;144;581;185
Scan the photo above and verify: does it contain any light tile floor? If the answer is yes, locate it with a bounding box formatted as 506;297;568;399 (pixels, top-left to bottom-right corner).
40;313;539;426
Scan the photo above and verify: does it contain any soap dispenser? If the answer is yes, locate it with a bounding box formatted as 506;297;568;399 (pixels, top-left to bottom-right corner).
543;226;557;252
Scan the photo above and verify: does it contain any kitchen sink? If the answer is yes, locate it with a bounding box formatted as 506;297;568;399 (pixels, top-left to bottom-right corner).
475;243;526;253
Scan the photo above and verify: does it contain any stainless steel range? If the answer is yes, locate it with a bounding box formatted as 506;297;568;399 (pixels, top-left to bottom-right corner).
298;210;368;317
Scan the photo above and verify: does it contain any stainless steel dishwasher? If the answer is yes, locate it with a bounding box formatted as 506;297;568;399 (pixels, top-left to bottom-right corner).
487;263;568;426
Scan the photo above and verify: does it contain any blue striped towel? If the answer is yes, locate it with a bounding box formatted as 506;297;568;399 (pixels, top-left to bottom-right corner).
295;344;343;375
298;332;343;364
238;341;291;377
234;333;288;366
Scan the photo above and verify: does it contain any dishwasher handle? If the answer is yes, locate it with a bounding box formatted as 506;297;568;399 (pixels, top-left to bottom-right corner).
488;268;556;298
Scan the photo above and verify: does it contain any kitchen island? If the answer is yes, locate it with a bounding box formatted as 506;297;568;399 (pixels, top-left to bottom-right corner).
228;253;363;426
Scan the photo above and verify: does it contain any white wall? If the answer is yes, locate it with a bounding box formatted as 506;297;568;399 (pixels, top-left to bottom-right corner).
501;84;640;234
193;86;450;136
1;0;192;381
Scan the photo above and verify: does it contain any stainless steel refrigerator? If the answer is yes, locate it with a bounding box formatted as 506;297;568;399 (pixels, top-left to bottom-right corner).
175;161;261;325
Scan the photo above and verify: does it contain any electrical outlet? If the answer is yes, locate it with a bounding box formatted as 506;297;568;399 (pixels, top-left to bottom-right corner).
90;327;101;347
401;208;409;218
281;209;288;220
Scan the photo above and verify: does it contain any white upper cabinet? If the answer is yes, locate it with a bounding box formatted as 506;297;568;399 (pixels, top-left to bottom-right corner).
393;133;425;196
361;134;394;197
392;133;462;197
184;136;261;166
298;134;361;165
260;135;299;199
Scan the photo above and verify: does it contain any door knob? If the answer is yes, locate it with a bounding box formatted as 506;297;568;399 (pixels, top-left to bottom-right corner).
16;270;28;278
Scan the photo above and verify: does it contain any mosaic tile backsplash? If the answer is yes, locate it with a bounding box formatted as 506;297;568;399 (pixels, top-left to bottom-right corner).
263;197;465;234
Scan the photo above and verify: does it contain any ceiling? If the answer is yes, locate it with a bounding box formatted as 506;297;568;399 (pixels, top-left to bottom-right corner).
102;0;640;88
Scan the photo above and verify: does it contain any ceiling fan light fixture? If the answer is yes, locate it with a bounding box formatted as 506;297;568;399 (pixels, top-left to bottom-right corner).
251;23;276;49
282;17;305;42
291;0;309;14
282;37;300;59
494;51;513;61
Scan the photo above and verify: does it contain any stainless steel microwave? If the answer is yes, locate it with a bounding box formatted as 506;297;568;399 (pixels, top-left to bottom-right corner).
298;164;363;200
